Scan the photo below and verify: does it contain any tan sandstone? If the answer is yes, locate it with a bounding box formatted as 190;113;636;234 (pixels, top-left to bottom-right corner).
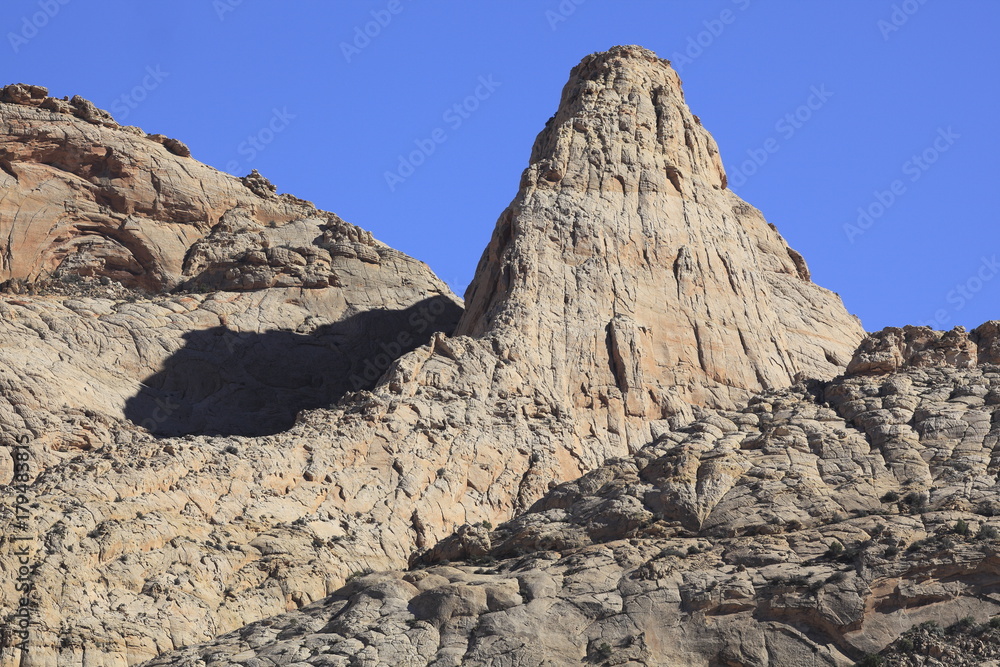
0;47;870;665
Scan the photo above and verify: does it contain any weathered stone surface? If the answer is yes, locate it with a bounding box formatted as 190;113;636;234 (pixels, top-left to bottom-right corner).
878;619;1000;666
0;85;383;294
458;45;865;434
848;325;979;375
974;321;1000;365
147;359;1000;666
0;81;465;664
0;46;929;667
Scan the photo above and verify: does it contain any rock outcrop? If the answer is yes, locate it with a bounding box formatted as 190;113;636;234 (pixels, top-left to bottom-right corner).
0;83;403;294
847;322;1000;375
0;47;884;666
458;46;864;434
0;85;465;663
146;331;1000;665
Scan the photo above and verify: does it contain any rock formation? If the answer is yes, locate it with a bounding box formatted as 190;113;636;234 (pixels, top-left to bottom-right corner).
0;83;466;663
146;322;1000;666
0;45;958;666
458;47;863;437
0;81;463;461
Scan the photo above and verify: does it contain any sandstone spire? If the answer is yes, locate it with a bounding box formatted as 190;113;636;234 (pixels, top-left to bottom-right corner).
460;45;864;423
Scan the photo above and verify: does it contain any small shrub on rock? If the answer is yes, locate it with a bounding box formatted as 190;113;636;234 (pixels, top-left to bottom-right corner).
978;524;999;540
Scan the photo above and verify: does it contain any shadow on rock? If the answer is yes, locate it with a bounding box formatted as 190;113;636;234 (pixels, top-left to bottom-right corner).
124;296;461;437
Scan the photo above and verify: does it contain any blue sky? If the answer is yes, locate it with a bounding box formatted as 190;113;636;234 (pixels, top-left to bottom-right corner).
2;1;997;331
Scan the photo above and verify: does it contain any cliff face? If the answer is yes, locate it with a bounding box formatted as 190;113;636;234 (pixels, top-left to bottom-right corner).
0;48;886;666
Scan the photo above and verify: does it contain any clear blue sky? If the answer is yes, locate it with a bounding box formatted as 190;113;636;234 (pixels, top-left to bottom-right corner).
3;1;998;331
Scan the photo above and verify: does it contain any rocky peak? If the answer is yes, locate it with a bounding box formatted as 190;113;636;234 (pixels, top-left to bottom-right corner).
458;46;865;428
528;45;726;190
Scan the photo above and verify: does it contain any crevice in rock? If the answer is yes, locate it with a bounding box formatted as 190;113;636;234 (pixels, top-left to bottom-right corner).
786;246;811;281
665;165;682;195
0;154;17;180
693;322;708;373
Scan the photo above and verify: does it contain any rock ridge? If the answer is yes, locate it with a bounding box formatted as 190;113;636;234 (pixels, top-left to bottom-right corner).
1;82;191;156
0;82;424;297
848;322;1000;375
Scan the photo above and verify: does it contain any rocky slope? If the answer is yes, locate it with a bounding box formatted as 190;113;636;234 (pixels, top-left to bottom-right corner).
146;324;1000;666
0;82;462;457
0;46;874;665
0;84;464;663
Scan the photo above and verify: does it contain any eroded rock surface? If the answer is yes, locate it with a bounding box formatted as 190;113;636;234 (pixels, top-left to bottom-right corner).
0;47;886;666
0;85;464;663
147;341;1000;666
458;46;864;436
847;323;1000;375
0;83;405;296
